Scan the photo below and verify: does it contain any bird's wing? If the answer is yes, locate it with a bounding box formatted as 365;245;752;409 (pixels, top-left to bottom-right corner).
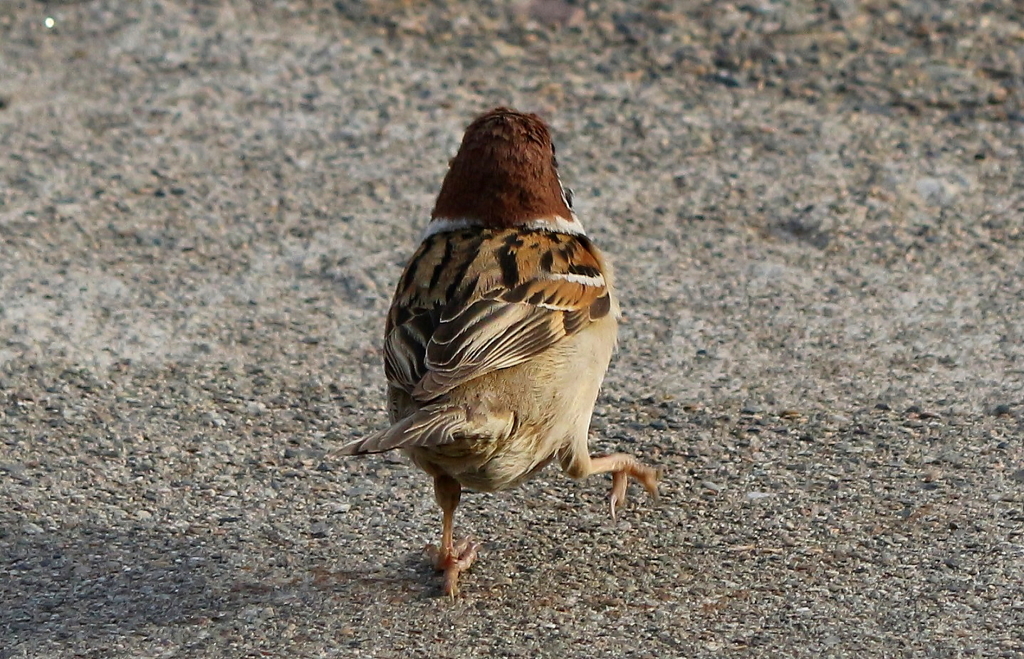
383;226;615;402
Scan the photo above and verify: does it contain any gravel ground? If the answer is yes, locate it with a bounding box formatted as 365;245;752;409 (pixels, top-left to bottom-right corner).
2;1;1023;657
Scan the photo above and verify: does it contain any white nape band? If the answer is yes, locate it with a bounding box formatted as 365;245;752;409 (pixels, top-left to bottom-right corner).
521;214;587;236
543;271;605;287
421;217;482;239
422;214;588;240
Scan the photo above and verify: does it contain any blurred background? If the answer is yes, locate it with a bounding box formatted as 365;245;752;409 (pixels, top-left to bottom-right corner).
2;0;1022;413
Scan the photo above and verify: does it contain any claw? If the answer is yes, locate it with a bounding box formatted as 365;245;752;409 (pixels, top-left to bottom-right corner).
608;470;630;520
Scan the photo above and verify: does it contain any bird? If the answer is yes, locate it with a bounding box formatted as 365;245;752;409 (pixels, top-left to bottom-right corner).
337;107;660;596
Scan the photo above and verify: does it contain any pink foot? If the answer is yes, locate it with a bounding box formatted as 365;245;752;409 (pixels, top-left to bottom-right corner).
426;537;480;597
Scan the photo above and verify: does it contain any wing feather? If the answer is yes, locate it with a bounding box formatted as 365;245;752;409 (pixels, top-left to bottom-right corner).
383;226;615;402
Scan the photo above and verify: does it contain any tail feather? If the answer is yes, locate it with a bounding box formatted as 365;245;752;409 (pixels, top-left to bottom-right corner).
334;404;515;456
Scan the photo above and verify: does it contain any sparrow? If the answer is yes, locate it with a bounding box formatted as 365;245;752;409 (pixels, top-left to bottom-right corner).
338;107;660;596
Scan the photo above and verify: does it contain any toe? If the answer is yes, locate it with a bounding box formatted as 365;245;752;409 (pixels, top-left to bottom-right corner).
452;537;472;556
453;539;480;570
443;570;461;598
609;471;628;517
439;539;479;597
425;544;446;571
640;466;662;499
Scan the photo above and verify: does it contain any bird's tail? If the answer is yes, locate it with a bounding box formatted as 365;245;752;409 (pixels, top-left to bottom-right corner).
333;404;515;456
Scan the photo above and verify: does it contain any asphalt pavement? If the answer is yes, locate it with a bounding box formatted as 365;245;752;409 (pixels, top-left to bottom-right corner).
1;1;1022;657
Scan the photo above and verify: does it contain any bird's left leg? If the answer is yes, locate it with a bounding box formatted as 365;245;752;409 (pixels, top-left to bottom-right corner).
561;450;661;520
425;474;480;597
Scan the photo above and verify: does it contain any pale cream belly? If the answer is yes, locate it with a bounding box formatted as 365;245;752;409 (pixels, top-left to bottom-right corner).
407;436;556;493
395;314;616;492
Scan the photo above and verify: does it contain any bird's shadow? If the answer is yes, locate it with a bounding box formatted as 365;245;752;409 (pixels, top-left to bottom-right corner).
0;521;428;652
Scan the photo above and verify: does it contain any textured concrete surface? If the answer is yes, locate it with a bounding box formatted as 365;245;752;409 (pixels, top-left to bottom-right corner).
1;1;1023;657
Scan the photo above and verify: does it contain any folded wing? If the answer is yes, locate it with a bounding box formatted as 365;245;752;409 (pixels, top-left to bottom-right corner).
384;227;615;403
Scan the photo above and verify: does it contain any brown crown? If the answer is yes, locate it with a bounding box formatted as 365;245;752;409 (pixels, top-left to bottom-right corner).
431;107;572;228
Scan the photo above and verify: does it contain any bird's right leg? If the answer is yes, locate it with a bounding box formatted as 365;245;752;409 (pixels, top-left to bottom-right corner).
425;474;480;597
